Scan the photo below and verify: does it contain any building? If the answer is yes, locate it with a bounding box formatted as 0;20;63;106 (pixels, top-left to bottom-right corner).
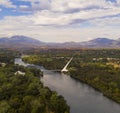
14;71;25;76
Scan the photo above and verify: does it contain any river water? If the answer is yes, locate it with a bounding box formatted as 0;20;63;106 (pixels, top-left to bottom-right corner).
15;58;120;113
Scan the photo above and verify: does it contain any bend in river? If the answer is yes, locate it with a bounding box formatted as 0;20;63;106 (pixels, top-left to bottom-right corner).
15;58;120;113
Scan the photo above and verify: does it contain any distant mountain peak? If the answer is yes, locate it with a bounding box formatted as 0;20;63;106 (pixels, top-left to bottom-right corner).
90;37;115;42
88;38;115;46
11;35;24;38
0;35;44;49
10;35;36;41
0;35;120;49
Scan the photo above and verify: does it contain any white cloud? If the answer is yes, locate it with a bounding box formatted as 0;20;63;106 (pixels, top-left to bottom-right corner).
29;7;120;26
31;0;50;10
32;11;71;26
19;5;29;9
16;0;120;26
90;16;120;27
19;5;31;12
20;0;116;13
117;0;120;4
0;0;16;8
0;14;120;42
20;0;50;11
0;9;2;12
0;0;120;42
51;0;113;13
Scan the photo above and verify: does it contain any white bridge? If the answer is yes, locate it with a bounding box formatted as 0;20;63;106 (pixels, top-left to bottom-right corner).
61;57;73;72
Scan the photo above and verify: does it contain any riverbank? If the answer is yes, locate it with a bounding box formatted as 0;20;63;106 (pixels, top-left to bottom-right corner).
69;63;120;104
0;63;70;113
23;55;120;104
70;75;120;103
19;57;120;113
0;49;70;113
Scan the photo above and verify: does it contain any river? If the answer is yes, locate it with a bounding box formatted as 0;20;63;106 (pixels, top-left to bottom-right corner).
15;58;120;113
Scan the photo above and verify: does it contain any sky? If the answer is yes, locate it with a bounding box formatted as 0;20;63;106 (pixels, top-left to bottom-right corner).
0;0;120;42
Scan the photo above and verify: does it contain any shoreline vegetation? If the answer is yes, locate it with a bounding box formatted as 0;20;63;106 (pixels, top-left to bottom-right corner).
0;50;70;113
22;49;120;104
69;65;120;104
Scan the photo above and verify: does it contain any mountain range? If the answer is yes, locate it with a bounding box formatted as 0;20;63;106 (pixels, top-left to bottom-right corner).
0;35;120;49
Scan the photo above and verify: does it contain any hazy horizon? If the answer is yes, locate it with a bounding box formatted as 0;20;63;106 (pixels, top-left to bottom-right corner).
0;35;118;43
0;0;120;42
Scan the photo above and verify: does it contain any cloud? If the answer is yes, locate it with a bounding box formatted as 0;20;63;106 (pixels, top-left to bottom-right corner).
20;0;117;13
29;7;120;26
117;0;120;4
0;0;16;8
18;5;31;12
19;5;29;9
0;8;2;12
15;0;120;26
0;14;120;42
0;0;120;42
89;16;120;27
31;0;50;10
20;0;50;11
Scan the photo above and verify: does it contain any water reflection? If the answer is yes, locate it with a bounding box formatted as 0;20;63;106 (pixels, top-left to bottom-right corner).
42;71;120;113
15;58;120;113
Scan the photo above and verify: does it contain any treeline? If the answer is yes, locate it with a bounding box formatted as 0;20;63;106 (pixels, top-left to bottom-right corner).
0;65;69;113
0;49;69;113
23;49;120;103
0;49;18;63
69;62;120;103
23;49;120;69
23;55;70;70
68;49;120;103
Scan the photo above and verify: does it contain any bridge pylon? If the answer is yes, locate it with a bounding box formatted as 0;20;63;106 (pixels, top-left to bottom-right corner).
61;57;73;73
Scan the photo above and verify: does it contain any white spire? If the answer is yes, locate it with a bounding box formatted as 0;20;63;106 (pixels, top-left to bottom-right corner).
61;57;73;72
